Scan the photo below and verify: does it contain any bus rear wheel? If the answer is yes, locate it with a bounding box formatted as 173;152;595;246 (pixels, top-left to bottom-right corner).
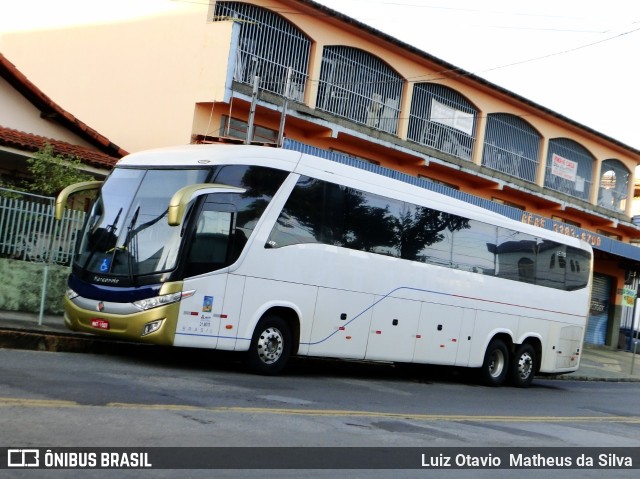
508;343;537;388
245;315;292;375
480;339;509;386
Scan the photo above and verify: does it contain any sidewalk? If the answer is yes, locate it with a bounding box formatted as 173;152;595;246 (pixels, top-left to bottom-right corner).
1;309;640;382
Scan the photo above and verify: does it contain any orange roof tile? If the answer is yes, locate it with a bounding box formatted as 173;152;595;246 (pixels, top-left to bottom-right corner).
0;125;119;169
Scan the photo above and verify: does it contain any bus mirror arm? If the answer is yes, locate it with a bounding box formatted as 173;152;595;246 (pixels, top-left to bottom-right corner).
55;181;103;220
167;183;246;226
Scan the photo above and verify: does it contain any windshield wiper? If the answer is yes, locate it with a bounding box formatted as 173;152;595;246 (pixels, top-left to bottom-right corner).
82;206;122;271
124;206;140;283
122;207;170;283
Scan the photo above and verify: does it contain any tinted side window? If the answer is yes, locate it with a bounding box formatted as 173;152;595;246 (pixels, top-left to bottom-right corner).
408;206;470;268
342;188;402;256
565;246;591;290
267;177;403;255
183;166;288;276
267;176;325;248
267;175;591;290
494;229;537;283
213;165;288;243
453;220;496;274
536;241;566;289
184;207;234;277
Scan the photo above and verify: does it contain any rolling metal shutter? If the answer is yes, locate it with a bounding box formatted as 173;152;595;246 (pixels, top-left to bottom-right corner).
585;274;612;345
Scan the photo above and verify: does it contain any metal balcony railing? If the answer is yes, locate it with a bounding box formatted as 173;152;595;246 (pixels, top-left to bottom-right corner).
214;1;311;101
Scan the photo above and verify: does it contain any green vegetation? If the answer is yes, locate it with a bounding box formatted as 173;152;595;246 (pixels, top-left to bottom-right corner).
22;144;95;195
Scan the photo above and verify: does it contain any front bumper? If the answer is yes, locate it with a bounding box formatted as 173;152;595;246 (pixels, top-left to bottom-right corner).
63;296;180;346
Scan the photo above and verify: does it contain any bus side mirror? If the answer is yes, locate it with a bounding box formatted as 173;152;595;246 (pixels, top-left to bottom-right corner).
168;183;246;226
55;181;103;220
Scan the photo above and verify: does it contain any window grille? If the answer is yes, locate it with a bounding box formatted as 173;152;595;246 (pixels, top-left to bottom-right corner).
213;1;311;101
482;113;540;182
597;159;630;213
317;46;403;135
408;83;477;161
544;138;594;201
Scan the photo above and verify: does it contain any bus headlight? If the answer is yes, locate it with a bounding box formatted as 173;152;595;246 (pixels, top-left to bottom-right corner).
133;292;182;311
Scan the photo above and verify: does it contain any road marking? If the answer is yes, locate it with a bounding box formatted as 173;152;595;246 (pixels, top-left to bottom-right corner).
0;397;79;408
1;396;639;424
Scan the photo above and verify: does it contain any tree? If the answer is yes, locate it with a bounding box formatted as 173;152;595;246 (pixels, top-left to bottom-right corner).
22;144;95;195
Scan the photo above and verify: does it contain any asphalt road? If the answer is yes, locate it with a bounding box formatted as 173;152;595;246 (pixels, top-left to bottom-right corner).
1;347;639;479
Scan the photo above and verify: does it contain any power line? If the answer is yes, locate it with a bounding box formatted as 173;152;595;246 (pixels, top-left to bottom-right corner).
205;1;640;85
462;24;640;77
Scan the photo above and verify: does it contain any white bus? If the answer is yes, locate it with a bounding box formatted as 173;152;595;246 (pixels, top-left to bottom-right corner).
56;144;592;387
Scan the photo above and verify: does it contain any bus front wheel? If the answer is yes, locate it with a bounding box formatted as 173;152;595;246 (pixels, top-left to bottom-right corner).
508;343;537;388
480;339;509;386
245;315;292;375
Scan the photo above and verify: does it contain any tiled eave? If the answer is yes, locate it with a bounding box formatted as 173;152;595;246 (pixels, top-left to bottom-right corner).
0;126;120;169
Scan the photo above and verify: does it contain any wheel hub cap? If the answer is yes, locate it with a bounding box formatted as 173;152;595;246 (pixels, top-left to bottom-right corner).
257;327;284;364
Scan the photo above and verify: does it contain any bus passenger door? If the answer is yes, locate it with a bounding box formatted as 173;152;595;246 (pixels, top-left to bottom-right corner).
174;206;237;348
365;296;420;362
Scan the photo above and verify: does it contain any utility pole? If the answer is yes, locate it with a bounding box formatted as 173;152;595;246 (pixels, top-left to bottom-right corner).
277;67;293;147
246;75;260;144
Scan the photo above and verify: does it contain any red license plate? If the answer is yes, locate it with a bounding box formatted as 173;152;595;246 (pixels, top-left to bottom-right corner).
91;318;110;330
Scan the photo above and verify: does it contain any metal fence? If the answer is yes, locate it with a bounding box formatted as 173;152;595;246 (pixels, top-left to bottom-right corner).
0;188;85;265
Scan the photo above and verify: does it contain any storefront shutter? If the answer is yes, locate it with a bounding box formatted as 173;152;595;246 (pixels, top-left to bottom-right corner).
585;273;612;345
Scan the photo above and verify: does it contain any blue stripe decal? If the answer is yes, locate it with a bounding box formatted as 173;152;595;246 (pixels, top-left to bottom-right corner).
175;332;250;341
300;285;583;347
176;286;583;347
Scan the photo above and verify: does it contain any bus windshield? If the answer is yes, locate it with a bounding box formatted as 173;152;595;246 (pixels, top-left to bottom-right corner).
74;164;290;283
76;168;210;279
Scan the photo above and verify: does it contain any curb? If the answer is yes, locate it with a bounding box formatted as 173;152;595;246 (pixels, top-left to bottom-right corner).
0;328;152;356
1;327;639;382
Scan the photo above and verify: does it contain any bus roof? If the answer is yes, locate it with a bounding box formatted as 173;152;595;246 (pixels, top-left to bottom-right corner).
116;144;591;252
117;143;303;170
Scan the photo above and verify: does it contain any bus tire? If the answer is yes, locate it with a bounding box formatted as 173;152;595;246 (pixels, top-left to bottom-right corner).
508;343;537;388
245;315;292;375
480;339;509;386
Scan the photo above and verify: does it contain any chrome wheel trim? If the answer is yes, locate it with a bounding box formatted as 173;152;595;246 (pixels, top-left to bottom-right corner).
256;327;284;365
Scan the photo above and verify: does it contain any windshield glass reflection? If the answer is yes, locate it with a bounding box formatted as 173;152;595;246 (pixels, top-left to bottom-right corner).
76;168;209;278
